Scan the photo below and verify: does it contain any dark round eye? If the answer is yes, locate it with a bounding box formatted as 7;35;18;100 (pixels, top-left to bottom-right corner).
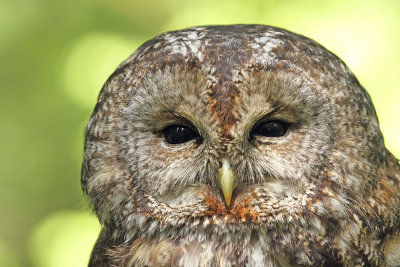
251;120;289;138
163;125;199;144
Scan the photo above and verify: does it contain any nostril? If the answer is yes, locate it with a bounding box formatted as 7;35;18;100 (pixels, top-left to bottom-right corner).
218;161;223;168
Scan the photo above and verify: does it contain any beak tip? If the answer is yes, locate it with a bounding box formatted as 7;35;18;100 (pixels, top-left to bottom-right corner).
224;194;231;207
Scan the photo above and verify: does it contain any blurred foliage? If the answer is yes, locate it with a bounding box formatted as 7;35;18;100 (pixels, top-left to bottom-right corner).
28;211;100;267
1;0;399;266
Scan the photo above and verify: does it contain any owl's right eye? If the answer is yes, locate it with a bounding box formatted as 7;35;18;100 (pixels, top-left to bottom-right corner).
162;125;199;144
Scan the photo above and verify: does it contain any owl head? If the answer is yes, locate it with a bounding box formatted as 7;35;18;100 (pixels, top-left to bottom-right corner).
82;25;400;265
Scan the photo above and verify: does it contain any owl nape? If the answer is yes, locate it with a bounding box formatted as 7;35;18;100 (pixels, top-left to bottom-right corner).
82;25;400;266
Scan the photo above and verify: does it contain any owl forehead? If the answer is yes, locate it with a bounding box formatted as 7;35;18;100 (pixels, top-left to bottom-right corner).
126;26;314;135
126;25;354;104
134;25;286;71
127;25;351;77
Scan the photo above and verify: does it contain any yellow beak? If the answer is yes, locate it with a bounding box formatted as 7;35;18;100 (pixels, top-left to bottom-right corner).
218;159;237;206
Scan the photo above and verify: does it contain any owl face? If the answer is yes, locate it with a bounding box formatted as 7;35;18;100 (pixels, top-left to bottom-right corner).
83;25;398;265
108;25;381;225
118;64;333;220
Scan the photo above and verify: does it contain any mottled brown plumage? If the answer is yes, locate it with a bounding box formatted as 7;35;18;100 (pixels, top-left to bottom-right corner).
82;25;400;266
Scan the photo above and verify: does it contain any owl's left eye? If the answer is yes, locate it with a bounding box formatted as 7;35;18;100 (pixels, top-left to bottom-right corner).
162;125;199;144
250;120;290;138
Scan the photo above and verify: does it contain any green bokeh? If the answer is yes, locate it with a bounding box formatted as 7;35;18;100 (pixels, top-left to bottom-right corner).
28;211;100;267
1;0;399;266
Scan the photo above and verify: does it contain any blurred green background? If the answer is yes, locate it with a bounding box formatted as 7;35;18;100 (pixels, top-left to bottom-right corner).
1;0;399;266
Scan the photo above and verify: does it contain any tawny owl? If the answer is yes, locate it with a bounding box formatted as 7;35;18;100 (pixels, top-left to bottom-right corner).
81;25;400;266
